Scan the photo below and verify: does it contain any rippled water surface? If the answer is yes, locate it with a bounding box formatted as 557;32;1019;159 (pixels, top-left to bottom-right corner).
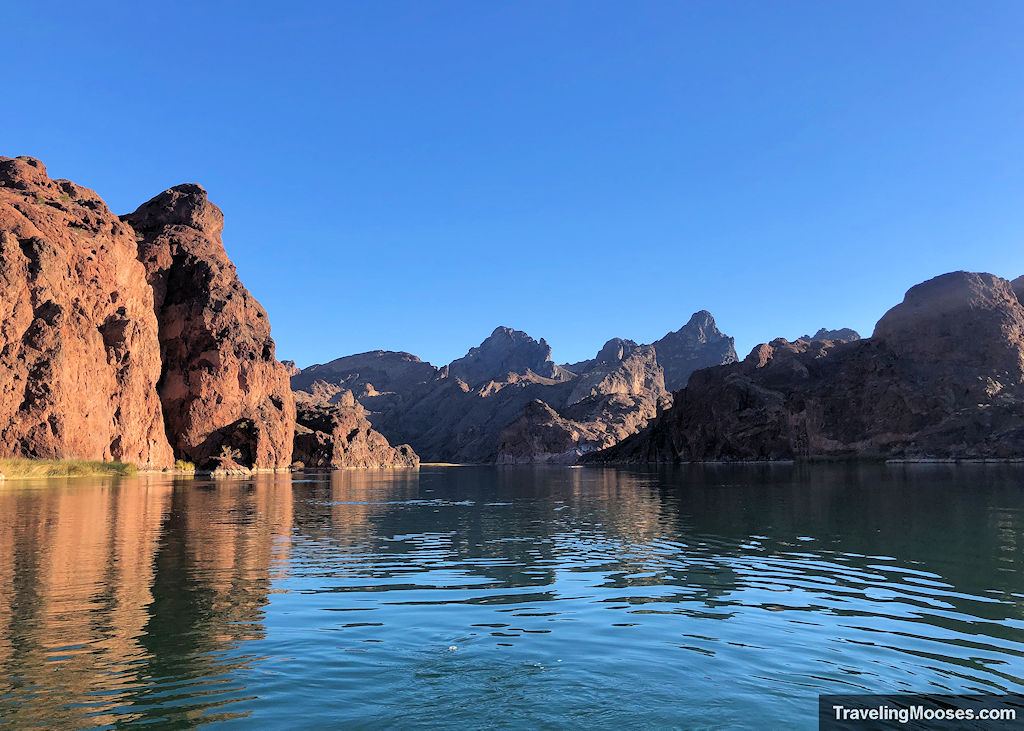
0;465;1022;728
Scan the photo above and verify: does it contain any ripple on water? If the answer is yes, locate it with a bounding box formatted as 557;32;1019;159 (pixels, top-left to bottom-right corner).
0;465;1022;727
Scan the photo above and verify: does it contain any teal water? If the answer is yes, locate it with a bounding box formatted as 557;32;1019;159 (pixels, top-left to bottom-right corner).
0;465;1022;728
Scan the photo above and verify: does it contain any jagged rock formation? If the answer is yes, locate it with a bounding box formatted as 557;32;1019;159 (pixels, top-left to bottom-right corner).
651;310;738;390
296;314;735;462
292;350;437;427
796;327;861;342
496;341;671;463
0;156;174;467
123;185;296;470
446;327;570;386
280;360;300;376
293;391;419;468
592;271;1024;463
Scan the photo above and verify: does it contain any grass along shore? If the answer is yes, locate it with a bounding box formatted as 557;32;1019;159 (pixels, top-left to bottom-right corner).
0;458;139;479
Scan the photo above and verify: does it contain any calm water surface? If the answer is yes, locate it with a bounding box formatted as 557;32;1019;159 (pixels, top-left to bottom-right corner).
0;465;1022;728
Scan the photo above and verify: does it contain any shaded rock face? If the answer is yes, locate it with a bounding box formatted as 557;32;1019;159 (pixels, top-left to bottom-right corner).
1011;276;1024;305
293;350;436;407
651;310;738;390
0;157;174;466
296;318;733;462
280;360;300;377
446;327;568;386
592;271;1024;463
496;343;671;463
796;328;861;342
123;185;296;470
293;392;419;468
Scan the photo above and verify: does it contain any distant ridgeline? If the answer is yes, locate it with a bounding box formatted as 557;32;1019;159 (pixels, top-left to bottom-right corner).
294;271;1024;464
0;155;413;471
589;271;1024;463
291;313;744;463
7;156;1020;468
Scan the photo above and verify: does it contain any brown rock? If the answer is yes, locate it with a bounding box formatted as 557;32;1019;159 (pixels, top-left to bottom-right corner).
0;157;174;466
280;360;301;377
796;328;861;342
293;392;419;468
446;327;571;386
123;185;295;470
592;271;1024;463
496;343;671;463
293;315;735;463
651;310;738;390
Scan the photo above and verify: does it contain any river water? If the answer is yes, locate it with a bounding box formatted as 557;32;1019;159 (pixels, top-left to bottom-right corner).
0;465;1021;728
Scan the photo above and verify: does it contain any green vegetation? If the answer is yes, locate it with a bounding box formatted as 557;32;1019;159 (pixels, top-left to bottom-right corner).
174;459;196;472
0;458;138;479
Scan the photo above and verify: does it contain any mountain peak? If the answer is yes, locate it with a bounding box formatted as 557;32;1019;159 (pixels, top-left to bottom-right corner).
448;326;557;385
652;311;737;390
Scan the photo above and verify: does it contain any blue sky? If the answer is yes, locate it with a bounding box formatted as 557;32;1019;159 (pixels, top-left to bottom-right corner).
5;2;1024;367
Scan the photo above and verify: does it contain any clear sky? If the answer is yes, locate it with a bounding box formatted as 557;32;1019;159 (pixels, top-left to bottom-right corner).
5;2;1024;367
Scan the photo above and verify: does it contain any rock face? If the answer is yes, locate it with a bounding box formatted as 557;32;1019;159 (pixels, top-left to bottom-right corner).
496;342;670;463
296;315;735;463
592;272;1024;463
280;360;300;377
123;185;296;470
293;350;437;418
797;328;861;342
651;310;738;390
293;391;419;468
446;327;569;386
0;157;174;467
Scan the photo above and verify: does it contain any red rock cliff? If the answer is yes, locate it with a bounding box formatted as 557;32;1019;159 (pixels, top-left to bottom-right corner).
0;157;174;466
123;185;296;470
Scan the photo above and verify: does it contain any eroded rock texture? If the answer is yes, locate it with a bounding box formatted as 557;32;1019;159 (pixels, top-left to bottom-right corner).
592;272;1024;463
123;185;295;469
293;391;419;468
651;310;738;391
496;342;670;463
294;314;734;463
0;156;174;466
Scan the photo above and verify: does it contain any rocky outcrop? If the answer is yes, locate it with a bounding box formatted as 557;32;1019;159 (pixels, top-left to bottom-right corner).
292;350;437;417
123;185;295;470
1011;276;1024;305
592;271;1024;463
446;327;570;386
297;315;735;463
0;156;174;467
651;310;738;390
796;328;861;342
496;343;671;463
281;360;300;377
293;391;419;468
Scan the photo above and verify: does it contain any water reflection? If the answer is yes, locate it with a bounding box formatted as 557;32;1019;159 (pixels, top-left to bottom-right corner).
0;465;1021;728
0;475;294;727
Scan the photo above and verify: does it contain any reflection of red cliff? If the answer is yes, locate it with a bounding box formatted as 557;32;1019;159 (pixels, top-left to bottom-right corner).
0;475;294;727
0;156;295;468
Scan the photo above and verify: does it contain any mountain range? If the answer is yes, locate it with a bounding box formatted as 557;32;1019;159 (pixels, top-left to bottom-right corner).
3;154;1022;469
